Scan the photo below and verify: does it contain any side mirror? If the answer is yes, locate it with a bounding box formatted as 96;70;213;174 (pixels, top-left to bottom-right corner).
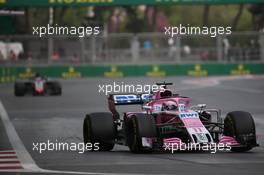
142;106;152;110
197;104;206;109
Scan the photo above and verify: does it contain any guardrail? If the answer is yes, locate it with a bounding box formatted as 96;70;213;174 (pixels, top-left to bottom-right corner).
1;63;264;82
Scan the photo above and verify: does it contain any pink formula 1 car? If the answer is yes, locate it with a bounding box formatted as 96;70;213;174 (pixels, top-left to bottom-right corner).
83;82;258;153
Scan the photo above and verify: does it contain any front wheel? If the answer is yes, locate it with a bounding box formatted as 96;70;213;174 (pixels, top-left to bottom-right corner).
125;114;157;153
83;112;115;151
14;83;26;96
224;111;257;152
47;82;62;96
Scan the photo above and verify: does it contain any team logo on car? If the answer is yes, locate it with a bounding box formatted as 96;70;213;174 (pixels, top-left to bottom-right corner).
179;112;199;118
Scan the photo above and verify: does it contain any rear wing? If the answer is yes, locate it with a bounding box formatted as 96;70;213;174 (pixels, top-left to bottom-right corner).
109;94;151;105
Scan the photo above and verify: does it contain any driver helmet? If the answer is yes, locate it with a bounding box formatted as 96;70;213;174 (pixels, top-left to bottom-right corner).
162;101;178;111
160;89;173;98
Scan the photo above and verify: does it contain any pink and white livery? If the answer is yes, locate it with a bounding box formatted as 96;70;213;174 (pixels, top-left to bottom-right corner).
83;82;258;153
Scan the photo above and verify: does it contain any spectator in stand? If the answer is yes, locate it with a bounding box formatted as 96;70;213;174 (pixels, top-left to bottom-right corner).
249;39;260;60
200;51;209;61
255;39;261;60
71;53;80;63
223;38;230;62
9;50;17;61
0;51;3;62
233;42;243;61
143;40;152;58
168;38;176;59
52;51;60;61
27;53;33;63
131;35;140;62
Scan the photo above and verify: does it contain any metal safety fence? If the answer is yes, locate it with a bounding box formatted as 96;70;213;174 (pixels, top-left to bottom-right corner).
0;32;263;65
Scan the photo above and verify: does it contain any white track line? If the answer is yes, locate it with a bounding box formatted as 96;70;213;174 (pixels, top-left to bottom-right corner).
0;154;17;157
0;163;21;167
0;158;19;162
0;101;38;171
0;150;22;171
0;100;158;175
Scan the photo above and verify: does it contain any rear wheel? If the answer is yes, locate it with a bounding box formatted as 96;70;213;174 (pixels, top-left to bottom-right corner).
125;114;157;153
53;83;62;95
224;111;257;152
14;83;26;96
47;82;62;95
83;112;115;151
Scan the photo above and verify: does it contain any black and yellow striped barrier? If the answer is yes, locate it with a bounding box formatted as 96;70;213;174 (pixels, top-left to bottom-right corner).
0;67;16;83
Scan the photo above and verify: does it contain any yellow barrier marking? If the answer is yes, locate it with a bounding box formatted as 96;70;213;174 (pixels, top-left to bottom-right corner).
188;64;208;77
62;67;81;78
231;64;250;76
19;68;35;79
104;66;123;77
146;65;166;77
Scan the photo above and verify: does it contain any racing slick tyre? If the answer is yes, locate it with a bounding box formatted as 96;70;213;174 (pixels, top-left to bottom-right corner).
47;82;62;95
125;114;157;153
53;82;62;96
14;83;26;96
224;111;257;152
83;112;115;151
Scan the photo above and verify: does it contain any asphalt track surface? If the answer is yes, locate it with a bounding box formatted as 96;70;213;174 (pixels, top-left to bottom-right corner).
0;76;264;175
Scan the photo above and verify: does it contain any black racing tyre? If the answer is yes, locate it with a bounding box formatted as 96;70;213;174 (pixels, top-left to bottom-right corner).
14;83;26;96
125;114;157;153
83;112;115;151
53;83;62;95
47;82;62;95
224;111;256;152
